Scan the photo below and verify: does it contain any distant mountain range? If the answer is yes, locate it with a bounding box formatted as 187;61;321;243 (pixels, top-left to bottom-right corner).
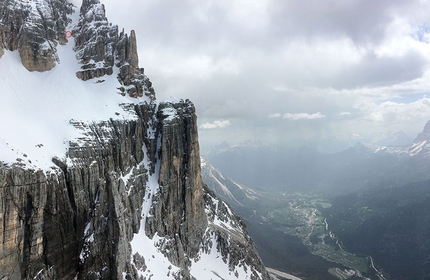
203;121;430;195
303;130;414;154
203;129;415;156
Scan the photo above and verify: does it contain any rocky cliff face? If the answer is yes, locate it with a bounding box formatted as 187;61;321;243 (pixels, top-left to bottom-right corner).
0;0;270;279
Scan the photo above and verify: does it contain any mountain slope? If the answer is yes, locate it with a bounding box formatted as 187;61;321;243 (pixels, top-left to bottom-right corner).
201;157;261;210
0;1;270;279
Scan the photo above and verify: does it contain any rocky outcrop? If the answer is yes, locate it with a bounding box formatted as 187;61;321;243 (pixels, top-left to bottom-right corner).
203;186;271;280
73;0;117;81
0;0;73;71
73;0;155;99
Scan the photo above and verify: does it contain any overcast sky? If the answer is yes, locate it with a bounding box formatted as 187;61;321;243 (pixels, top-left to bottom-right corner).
98;0;430;149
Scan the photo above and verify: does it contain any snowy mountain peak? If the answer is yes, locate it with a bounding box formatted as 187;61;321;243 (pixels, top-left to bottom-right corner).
0;1;271;279
0;0;154;99
0;0;156;169
351;141;372;153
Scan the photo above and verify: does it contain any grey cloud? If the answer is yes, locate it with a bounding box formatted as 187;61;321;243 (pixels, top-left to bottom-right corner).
268;0;420;45
333;50;427;89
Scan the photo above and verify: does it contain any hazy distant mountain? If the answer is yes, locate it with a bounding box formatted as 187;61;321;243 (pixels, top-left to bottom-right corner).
206;141;329;193
304;131;414;154
369;130;413;147
205;122;430;195
407;120;430;158
205;141;394;194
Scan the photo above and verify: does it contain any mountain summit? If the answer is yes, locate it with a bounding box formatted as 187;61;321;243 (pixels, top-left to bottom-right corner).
0;1;270;279
0;0;153;98
413;120;430;143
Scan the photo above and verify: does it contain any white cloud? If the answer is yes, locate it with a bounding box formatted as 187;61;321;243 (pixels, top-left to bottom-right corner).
353;97;430;133
371;98;430;121
199;120;231;130
282;112;325;120
268;113;281;119
340;112;351;116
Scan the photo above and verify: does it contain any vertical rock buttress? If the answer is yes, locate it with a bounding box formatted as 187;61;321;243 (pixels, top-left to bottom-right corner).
146;100;208;268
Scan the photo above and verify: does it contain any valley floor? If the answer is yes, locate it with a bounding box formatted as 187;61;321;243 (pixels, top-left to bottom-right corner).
243;192;385;280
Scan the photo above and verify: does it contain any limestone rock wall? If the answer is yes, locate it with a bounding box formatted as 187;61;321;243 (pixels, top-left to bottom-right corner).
0;167;76;279
146;100;208;267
